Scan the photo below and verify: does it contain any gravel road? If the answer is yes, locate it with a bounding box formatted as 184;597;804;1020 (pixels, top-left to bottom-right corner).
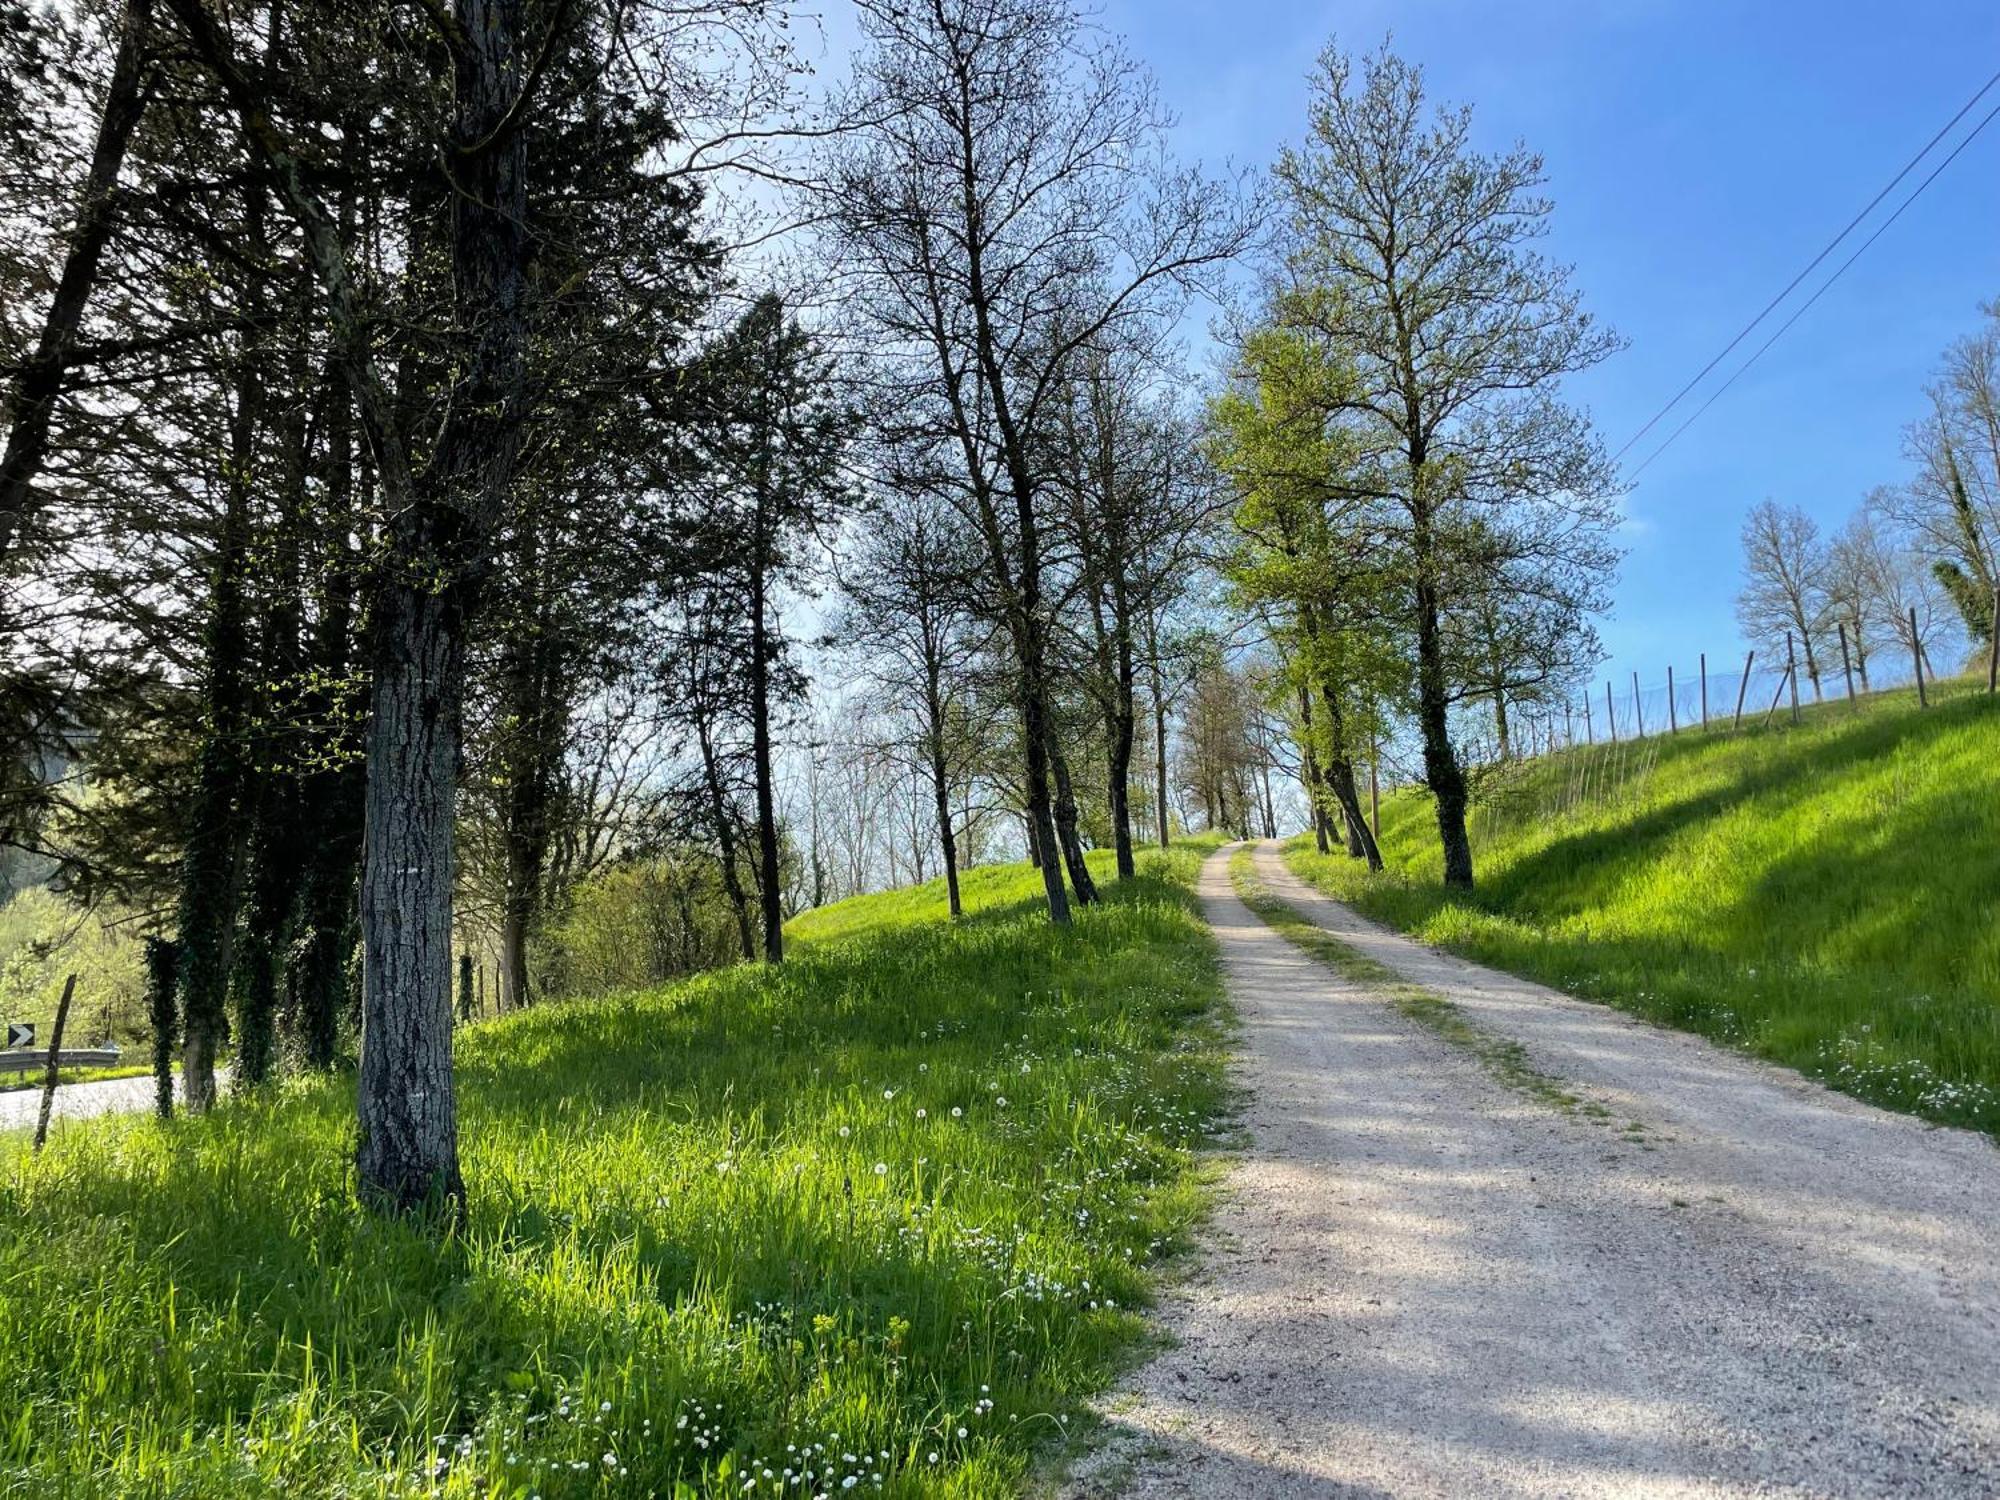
1071;841;2000;1498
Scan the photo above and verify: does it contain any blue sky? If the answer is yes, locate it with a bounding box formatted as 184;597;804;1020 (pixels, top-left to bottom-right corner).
1102;0;2000;690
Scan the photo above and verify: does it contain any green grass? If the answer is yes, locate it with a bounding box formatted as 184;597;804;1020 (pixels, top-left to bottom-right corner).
1286;681;2000;1135
0;847;1229;1498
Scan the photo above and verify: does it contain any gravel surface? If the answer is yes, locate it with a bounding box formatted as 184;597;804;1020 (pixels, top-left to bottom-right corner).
1069;841;2000;1499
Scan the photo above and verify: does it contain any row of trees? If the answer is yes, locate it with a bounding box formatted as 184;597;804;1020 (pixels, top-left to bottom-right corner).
1205;47;1620;888
0;0;1267;1214
1736;304;2000;693
3;0;1645;1214
0;0;862;1209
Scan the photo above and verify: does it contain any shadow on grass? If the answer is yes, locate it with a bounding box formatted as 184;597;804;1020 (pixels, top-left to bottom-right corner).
0;854;1229;1496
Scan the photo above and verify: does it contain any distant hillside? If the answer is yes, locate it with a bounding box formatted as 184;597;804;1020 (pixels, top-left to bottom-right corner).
1288;678;2000;1135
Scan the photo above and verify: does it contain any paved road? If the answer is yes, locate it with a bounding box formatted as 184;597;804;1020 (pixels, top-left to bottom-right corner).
0;1068;196;1132
1074;842;2000;1498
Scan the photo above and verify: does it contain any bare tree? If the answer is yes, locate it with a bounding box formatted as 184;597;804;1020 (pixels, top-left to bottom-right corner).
822;0;1250;922
1736;499;1831;700
836;484;991;916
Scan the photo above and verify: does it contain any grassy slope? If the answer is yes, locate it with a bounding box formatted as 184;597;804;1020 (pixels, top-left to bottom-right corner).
0;847;1227;1498
1287;680;2000;1135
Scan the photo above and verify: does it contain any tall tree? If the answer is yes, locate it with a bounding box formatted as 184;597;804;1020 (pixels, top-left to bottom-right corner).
824;0;1249;922
1271;43;1619;889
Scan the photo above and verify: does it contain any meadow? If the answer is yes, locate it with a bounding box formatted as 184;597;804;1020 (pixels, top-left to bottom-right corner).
0;846;1229;1498
1288;680;2000;1135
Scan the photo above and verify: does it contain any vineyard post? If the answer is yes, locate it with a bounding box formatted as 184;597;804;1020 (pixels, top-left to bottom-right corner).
1632;671;1645;737
1732;649;1754;729
1700;652;1708;730
1606;680;1616;743
1838;621;1857;707
1785;632;1801;724
1667;664;1678;734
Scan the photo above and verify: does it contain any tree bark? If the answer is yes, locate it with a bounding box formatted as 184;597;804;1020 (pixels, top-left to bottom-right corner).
356;522;469;1213
1412;510;1473;887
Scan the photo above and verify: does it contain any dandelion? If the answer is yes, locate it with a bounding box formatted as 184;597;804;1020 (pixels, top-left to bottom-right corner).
838;1125;850;1138
951;1107;963;1119
873;1162;888;1176
915;1108;927;1120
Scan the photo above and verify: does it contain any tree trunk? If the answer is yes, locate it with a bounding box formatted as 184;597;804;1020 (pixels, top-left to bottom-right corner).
697;716;755;961
749;571;785;962
355;526;469;1215
924;672;962;917
1412;530;1473;887
145;936;179;1120
1047;731;1098;906
0;0;153;564
1297;685;1330;856
1321;677;1386;874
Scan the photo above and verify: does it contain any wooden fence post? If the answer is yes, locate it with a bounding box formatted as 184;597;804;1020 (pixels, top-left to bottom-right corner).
1838;621;1857;706
33;974;76;1153
1667;664;1678;734
1700;653;1709;730
1910;607;1928;707
1732;649;1754;729
1583;695;1594;744
1785;632;1801;724
1632;671;1645;737
1605;680;1616;742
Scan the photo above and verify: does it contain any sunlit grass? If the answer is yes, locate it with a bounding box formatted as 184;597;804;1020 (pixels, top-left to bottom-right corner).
1287;682;2000;1134
0;846;1228;1497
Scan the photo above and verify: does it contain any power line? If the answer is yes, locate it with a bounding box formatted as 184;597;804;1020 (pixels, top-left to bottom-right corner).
1629;93;2000;481
1614;65;2000;464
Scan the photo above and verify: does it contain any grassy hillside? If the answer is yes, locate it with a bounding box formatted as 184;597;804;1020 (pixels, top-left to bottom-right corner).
1288;681;2000;1135
0;847;1227;1498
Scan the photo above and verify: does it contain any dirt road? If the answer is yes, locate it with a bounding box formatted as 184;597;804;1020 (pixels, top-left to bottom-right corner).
1074;842;2000;1498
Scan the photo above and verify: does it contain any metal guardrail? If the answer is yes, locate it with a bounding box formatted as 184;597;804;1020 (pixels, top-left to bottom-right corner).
0;1048;123;1075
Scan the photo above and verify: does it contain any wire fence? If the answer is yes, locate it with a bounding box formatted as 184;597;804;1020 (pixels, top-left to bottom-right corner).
1500;624;1980;760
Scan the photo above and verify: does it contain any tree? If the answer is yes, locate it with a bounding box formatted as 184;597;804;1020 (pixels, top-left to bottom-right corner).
1048;344;1221;878
1827;511;1883;691
1270;42;1620;889
837;482;991;917
1875;306;2000;650
823;0;1250;923
1736;499;1831;700
687;297;855;962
